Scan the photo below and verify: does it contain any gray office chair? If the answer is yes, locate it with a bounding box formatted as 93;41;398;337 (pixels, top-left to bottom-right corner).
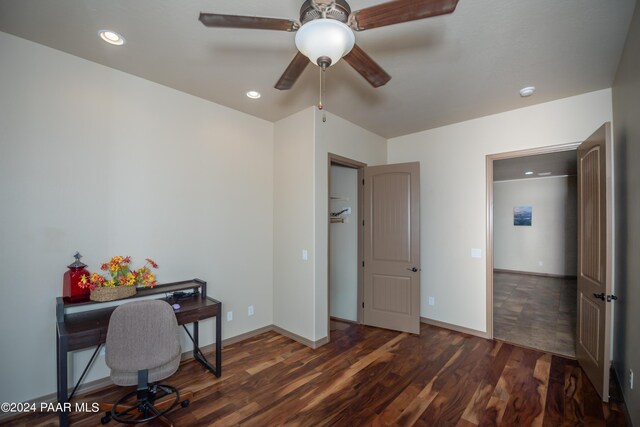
99;300;193;426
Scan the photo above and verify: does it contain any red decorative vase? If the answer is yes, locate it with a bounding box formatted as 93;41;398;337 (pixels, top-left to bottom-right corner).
63;252;91;303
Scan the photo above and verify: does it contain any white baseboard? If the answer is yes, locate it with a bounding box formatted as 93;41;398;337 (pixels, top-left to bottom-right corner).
272;325;329;349
420;317;490;339
493;268;577;279
330;316;358;324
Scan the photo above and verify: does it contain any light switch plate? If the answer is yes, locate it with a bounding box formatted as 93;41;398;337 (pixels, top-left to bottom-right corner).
302;249;308;261
471;248;482;258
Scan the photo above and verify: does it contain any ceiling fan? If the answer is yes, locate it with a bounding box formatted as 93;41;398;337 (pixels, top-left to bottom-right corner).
199;0;459;91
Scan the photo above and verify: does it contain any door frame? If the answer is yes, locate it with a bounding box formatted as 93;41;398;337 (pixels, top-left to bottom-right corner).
327;153;366;339
485;142;581;338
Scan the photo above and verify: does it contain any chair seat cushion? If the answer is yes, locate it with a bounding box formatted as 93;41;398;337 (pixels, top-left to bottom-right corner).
110;353;181;386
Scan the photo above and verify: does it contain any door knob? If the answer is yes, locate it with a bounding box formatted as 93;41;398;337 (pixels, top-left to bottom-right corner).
593;293;605;301
407;267;419;272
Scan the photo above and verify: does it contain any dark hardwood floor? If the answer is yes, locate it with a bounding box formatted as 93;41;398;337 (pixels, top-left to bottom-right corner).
4;322;627;426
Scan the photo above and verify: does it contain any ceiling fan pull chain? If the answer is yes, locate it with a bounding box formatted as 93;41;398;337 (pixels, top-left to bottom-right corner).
318;67;323;110
322;70;327;122
319;67;327;122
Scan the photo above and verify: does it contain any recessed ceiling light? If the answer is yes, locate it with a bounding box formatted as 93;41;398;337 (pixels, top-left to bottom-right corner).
538;172;552;176
525;171;534;175
519;86;536;97
246;91;261;99
98;30;125;46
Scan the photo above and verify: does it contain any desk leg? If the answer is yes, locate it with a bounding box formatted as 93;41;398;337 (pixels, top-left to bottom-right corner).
215;308;222;377
183;321;220;377
193;321;199;356
57;330;69;427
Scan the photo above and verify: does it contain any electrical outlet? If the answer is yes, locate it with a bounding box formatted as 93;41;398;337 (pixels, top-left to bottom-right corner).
630;369;634;390
248;305;254;316
227;311;233;321
428;296;435;306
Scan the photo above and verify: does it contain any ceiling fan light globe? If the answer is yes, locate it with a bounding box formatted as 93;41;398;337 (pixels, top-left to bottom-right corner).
295;19;355;67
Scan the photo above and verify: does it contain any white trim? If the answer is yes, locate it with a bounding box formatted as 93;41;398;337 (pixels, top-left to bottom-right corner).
421;317;489;339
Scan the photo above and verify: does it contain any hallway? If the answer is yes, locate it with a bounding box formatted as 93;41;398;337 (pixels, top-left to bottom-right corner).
494;271;577;357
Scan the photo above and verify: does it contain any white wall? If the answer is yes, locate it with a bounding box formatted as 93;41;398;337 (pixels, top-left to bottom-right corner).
612;3;640;424
0;32;274;404
314;110;387;340
329;165;358;322
494;176;577;276
273;108;387;343
273;107;316;340
388;89;613;333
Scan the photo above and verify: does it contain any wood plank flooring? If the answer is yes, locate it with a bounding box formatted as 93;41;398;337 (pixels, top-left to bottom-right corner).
494;272;577;357
4;322;626;426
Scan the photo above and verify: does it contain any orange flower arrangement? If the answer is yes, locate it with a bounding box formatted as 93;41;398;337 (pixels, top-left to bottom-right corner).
79;256;158;290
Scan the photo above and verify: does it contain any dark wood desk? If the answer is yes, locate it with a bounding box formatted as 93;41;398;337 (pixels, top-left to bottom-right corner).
56;279;221;427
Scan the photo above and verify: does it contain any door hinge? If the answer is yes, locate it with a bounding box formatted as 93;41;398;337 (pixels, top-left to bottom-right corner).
362;261;365;267
362;179;365;186
362;219;365;226
362;302;364;308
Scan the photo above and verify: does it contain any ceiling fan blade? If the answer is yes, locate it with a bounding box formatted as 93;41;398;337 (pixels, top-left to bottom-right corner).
349;0;459;31
199;13;299;31
275;52;310;90
343;44;391;88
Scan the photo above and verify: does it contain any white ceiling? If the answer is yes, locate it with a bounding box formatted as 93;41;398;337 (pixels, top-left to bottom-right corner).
0;0;635;138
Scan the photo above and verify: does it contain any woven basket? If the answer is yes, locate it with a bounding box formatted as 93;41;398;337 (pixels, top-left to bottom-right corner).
90;286;137;302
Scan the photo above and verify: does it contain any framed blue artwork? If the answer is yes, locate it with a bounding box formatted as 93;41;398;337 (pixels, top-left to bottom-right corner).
514;206;532;226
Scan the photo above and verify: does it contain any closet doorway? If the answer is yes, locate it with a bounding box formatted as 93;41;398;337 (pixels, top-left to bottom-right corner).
328;154;365;336
327;155;421;337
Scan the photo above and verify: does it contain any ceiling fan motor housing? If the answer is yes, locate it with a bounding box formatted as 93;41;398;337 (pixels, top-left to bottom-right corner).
300;0;351;24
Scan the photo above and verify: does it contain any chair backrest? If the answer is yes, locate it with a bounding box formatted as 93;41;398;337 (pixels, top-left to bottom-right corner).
105;300;181;372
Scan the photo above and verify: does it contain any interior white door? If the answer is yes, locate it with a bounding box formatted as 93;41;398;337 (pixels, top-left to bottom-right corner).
363;162;420;334
576;122;613;401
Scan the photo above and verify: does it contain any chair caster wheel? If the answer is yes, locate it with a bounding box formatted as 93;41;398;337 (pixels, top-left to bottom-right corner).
181;399;190;408
101;413;111;424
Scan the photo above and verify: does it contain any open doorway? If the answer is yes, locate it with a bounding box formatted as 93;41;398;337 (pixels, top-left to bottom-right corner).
328;154;365;337
487;144;579;357
487;124;614;399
